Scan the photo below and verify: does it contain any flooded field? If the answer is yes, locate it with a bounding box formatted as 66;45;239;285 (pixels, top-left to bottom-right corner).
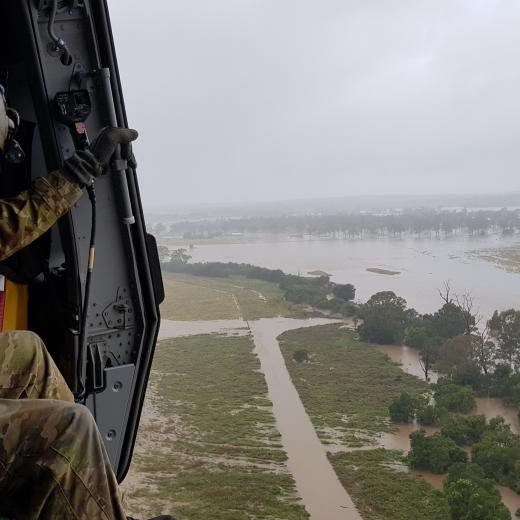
155;315;520;517
173;233;520;317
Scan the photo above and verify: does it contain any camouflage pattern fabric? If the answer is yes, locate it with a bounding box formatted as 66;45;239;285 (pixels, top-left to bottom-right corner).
0;331;127;520
0;170;82;262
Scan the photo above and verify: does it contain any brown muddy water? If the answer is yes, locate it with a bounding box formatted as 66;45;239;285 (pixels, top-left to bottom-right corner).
375;344;520;434
177;233;520;318
375;343;520;516
250;317;362;520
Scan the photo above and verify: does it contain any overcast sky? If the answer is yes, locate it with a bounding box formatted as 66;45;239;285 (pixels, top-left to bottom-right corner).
109;0;520;209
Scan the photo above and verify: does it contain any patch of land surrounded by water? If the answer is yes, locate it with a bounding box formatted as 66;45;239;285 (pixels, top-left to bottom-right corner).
474;246;520;274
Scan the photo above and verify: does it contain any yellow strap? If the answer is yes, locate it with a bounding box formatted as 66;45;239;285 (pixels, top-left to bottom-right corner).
3;279;28;331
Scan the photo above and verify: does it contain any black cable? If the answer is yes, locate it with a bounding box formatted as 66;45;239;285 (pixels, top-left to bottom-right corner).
76;182;97;402
47;0;72;66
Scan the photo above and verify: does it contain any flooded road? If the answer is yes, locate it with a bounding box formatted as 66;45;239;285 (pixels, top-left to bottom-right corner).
159;317;361;519
250;317;362;520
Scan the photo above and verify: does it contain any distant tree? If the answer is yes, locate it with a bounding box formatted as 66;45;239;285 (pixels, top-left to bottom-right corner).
488;309;520;371
432;302;471;339
157;245;171;263
358;291;409;344
455;292;479;335
444;463;510;520
434;379;476;413
438;280;453;305
153;222;166;235
332;283;356;301
472;326;497;377
408;430;467;473
472;417;520;491
436;335;478;383
406;323;441;381
169;248;192;265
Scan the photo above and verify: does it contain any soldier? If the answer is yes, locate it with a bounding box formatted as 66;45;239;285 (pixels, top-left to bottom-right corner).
0;89;172;520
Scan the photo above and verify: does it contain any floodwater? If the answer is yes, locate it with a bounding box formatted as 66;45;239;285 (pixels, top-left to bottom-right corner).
179;233;520;317
250;317;362;520
157;317;520;517
158;318;247;339
375;344;520;434
375;343;520;516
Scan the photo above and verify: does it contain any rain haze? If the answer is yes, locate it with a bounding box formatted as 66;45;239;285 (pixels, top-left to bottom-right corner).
105;3;520;518
109;0;520;209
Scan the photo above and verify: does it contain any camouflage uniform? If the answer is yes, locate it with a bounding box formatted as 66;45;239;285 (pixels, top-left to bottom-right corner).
0;171;127;520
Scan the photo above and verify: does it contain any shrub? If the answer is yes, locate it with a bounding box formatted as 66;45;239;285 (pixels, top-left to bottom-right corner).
472;418;520;490
441;415;487;446
332;283;356;301
408;430;467;473
445;463;511;520
293;350;309;363
434;379;476;413
416;405;447;427
389;392;419;423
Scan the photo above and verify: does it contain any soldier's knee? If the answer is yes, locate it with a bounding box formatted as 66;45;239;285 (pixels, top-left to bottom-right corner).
56;401;94;429
0;330;46;374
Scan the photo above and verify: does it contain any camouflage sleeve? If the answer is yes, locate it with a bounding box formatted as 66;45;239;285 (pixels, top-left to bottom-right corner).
0;170;83;261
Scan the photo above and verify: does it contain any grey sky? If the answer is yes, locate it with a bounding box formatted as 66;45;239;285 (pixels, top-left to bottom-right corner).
109;0;520;209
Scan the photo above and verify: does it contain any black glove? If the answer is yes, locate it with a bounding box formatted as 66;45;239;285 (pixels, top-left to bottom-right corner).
63;127;138;187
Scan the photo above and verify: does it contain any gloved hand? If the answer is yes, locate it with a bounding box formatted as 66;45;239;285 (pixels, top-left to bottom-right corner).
63;127;138;187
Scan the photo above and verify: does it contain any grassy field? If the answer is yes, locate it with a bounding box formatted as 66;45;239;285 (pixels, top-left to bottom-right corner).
329;449;450;520
473;247;520;274
123;333;308;520
161;272;303;321
278;324;429;446
278;324;453;519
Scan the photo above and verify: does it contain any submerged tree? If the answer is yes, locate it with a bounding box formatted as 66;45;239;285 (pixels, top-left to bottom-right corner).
405;323;441;381
444;463;510;520
488;309;520;372
358;291;409;344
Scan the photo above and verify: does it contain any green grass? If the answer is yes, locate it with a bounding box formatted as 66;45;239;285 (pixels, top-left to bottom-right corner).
329;449;450;520
123;333;308;520
278;324;429;445
161;272;303;321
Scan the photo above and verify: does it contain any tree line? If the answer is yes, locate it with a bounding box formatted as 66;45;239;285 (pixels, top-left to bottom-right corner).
163;260;356;311
155;208;520;239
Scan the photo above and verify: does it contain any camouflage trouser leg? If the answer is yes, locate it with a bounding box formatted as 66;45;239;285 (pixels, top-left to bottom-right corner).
0;330;74;401
0;331;127;520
